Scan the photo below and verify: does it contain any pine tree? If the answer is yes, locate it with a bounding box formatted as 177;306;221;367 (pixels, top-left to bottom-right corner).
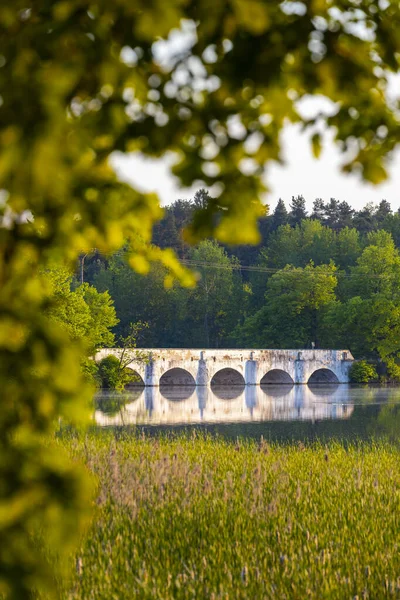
311;198;325;222
337;201;354;229
375;199;392;226
272;198;289;230
289;195;307;226
353;202;376;234
324;198;341;230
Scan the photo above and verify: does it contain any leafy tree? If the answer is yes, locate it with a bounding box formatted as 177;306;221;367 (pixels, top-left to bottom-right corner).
246;249;271;312
268;220;335;269
320;296;368;357
334;228;361;272
45;267;118;354
171;200;194;233
2;0;400;594
98;355;127;389
346;230;400;299
152;210;179;253
193;189;212;211
94;255;180;346
299;220;335;266
268;224;301;268
94;243;245;348
235;262;337;348
380;213;400;249
323;233;400;365
185;240;242;347
98;323;148;390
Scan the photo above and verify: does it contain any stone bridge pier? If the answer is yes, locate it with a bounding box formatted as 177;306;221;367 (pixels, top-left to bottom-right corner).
95;349;354;386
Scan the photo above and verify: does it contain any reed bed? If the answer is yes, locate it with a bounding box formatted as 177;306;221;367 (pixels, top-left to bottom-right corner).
62;432;400;599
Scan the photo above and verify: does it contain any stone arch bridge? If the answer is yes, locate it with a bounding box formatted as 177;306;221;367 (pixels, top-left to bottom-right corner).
95;349;354;386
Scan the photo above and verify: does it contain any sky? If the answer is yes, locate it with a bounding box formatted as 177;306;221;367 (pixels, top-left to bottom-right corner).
112;125;400;213
113;21;400;214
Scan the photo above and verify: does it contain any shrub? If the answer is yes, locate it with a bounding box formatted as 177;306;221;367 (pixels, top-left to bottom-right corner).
384;358;400;382
349;360;377;383
98;355;137;390
98;355;121;389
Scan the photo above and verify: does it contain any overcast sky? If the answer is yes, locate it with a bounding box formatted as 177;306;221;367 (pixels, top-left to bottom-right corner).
113;124;400;213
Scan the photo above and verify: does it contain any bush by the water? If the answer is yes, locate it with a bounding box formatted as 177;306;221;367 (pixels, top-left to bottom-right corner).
97;355;138;390
58;432;400;600
349;360;378;383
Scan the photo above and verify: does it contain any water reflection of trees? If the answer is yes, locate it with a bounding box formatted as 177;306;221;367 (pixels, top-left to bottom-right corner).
368;403;400;441
95;389;142;417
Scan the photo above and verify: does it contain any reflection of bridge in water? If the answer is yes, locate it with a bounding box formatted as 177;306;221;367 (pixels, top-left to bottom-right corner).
95;384;354;427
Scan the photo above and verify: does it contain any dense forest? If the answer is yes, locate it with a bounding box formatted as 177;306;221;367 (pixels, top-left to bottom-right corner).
80;192;400;374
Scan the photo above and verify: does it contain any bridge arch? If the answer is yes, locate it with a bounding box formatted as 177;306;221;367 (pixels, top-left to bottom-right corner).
159;368;196;386
125;368;145;388
260;369;294;385
211;368;245;387
308;368;339;384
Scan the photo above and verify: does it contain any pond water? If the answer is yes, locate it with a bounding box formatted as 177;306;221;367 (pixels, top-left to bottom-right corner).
94;384;400;442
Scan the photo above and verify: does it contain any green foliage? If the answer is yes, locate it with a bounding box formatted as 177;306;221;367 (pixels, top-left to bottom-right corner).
98;355;124;390
90;214;400;363
94;241;244;347
97;322;148;390
98;355;138;391
235;262;337;348
324;234;400;363
267;220;359;270
349;360;378;383
81;358;101;386
94;256;179;344
45;267;119;354
384;358;400;383
60;433;400;600
2;0;400;596
185;240;243;346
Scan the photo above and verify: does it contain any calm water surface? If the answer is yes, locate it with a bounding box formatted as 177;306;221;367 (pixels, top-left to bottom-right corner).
95;384;400;442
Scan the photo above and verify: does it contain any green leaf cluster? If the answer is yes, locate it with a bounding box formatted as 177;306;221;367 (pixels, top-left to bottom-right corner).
94;240;243;347
349;360;378;383
44;267;118;355
97;355;139;391
235;262;337;348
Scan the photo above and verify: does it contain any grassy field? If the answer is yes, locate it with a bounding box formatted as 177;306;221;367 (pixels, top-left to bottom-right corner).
61;432;400;599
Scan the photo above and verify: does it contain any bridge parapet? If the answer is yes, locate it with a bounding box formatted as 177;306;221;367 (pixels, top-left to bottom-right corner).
95;348;354;386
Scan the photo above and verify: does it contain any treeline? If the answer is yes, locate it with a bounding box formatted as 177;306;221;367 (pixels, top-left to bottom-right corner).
82;192;400;375
151;192;400;264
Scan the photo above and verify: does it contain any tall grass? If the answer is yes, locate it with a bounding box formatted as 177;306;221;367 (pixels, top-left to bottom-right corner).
62;432;400;599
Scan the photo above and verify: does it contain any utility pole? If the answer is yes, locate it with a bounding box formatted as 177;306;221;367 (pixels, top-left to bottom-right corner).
80;248;97;284
80;253;87;284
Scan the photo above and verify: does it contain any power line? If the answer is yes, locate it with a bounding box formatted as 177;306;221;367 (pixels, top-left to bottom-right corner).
82;248;395;279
